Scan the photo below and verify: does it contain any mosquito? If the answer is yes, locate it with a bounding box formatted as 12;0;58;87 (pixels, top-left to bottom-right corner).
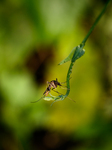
31;78;69;103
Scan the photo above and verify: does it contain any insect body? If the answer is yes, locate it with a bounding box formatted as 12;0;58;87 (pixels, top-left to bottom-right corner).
47;78;62;90
31;78;64;103
43;78;64;96
43;85;51;96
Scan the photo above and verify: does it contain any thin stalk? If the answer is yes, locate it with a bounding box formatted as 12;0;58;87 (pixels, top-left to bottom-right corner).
82;0;110;45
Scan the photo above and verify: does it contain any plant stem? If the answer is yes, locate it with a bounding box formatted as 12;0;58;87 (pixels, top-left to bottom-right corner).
82;0;110;45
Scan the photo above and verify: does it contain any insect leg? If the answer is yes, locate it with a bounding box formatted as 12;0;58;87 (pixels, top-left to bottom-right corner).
59;86;70;90
52;89;75;102
66;96;75;102
31;96;44;103
60;77;72;84
52;89;64;95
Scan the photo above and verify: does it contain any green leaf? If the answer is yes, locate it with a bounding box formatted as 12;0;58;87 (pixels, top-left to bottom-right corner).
72;45;85;62
58;47;76;65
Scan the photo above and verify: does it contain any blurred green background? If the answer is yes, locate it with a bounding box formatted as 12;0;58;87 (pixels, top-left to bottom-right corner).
0;0;112;150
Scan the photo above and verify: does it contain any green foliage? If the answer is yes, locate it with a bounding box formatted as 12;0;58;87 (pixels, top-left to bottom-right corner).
43;0;110;104
0;0;112;150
